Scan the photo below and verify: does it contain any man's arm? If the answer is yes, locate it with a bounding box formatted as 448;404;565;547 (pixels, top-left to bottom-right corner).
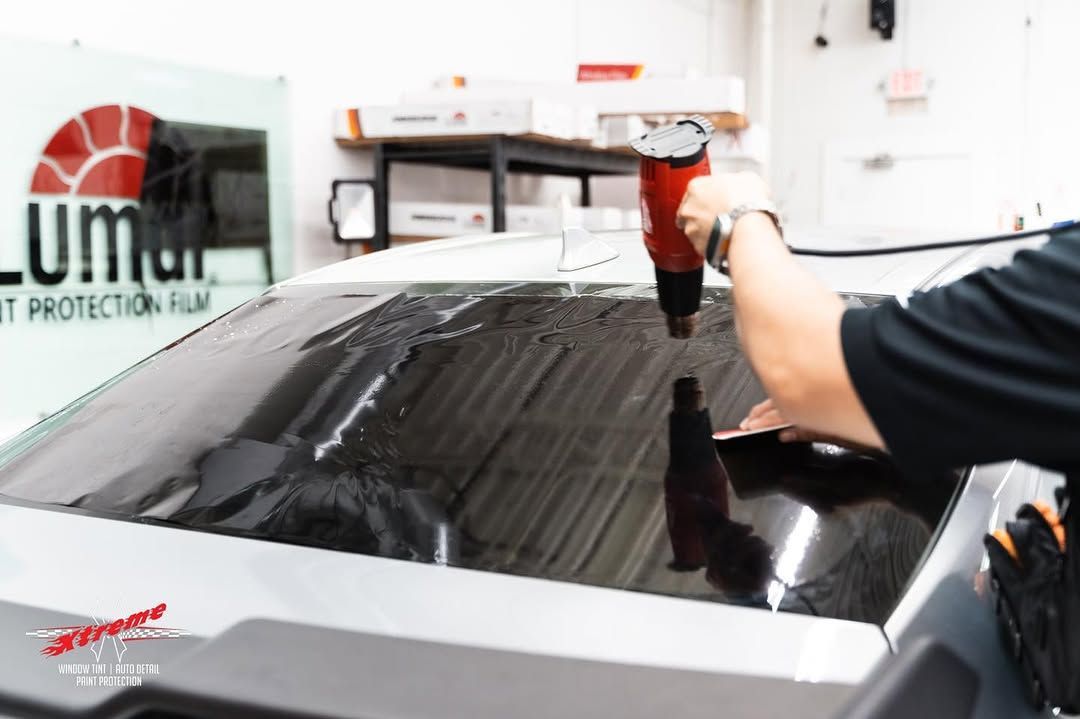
675;173;884;449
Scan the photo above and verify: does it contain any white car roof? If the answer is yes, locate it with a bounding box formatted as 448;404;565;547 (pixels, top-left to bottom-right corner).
284;227;999;298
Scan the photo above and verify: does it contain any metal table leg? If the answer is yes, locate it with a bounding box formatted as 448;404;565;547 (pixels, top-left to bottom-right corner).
580;174;591;207
490;137;507;232
373;144;390;250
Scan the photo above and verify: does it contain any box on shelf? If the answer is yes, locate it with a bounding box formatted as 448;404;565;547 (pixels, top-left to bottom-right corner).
576;64;690;82
525;206;627;234
577;64;646;82
573;207;628;232
596;115;648;148
335;100;596;142
399;75;745;118
390;202;631;237
572;76;746;117
707;124;769;165
336;74;745;145
389;202;488;237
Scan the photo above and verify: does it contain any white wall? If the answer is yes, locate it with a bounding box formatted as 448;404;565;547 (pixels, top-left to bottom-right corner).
2;0;723;274
13;1;1074;267
771;0;1080;230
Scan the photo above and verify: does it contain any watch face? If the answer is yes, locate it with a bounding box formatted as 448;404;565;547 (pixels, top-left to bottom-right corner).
718;214;734;242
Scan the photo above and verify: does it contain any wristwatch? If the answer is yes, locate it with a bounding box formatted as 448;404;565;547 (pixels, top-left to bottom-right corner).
706;202;784;275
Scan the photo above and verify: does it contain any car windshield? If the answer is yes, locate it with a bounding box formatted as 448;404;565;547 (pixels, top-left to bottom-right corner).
0;281;961;625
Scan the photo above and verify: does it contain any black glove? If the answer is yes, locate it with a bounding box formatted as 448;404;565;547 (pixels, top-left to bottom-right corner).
984;493;1080;713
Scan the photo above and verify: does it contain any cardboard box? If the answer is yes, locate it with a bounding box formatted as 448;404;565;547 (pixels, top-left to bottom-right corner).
347;100;594;141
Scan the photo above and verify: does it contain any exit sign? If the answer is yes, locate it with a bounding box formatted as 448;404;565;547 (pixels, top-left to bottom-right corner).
887;68;928;100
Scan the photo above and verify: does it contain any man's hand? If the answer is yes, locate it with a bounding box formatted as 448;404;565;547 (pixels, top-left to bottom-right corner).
673;171;886;453
741;398;881;453
741;398;834;443
675;172;772;255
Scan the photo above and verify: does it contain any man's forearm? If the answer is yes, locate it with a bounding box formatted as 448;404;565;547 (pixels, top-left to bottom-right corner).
727;214;884;448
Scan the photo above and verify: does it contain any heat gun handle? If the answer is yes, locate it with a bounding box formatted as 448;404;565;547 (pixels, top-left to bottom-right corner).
639;156;712;274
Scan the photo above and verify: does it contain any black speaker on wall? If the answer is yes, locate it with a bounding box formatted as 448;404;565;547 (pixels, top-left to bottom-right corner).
870;0;895;40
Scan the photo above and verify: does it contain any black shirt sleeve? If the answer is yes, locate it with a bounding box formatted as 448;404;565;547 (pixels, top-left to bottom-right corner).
840;227;1080;478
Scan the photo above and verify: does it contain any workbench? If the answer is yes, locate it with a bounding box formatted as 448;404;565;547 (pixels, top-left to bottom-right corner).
336;134;640;250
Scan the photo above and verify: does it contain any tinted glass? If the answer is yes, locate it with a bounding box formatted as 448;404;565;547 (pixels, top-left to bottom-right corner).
0;283;961;624
142;120;271;255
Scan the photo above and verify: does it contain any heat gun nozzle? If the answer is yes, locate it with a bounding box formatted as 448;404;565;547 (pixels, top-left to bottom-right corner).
655;266;704;339
666;313;699;339
673;375;706;412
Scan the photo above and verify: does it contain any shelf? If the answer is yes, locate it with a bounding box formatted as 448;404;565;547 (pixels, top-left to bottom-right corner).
334;113;749;154
337;132;600;151
331;134;639;251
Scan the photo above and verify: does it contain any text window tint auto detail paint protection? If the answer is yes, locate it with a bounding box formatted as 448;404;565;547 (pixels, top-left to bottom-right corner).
0;283;961;625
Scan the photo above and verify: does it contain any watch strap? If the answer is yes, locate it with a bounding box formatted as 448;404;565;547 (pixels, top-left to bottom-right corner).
729;203;783;239
711;203;783;275
706;217;724;267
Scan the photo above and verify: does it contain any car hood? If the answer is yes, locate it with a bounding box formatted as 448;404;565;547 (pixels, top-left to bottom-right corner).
0;502;888;685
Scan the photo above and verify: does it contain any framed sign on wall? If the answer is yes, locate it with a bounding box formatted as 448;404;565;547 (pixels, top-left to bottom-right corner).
0;36;292;438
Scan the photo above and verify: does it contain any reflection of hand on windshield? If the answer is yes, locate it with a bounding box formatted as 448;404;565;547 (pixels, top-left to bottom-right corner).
721;408;954;527
664;376;775;595
764;448;906;516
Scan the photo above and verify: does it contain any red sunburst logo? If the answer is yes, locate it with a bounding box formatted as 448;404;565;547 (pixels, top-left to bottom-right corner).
30;104;156;199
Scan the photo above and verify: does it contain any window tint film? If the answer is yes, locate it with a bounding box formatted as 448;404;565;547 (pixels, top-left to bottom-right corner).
0;283;961;624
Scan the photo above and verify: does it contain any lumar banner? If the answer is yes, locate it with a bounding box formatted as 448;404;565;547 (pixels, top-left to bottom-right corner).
0;35;291;437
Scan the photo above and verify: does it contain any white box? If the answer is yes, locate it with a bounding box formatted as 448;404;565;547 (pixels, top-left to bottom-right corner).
708;124;770;164
333;108;357;140
596;115;649;148
563;207;629;232
506;206;628;234
390;202;491;236
570;77;746;117
353;100;593;140
506;206;556;234
399;76;745;118
390;202;632;237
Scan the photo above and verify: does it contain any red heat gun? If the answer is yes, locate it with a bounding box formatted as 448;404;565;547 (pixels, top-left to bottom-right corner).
630;115;715;339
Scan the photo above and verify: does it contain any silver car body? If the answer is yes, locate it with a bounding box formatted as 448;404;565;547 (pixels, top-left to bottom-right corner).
0;227;1059;717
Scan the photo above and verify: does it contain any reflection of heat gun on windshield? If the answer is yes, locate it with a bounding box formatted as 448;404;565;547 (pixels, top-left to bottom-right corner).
663;376;773;595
